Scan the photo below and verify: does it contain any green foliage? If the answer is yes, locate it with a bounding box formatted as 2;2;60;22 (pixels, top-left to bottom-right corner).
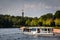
40;13;53;20
25;19;31;26
46;13;53;18
30;19;38;26
0;10;60;28
54;18;60;26
55;10;60;18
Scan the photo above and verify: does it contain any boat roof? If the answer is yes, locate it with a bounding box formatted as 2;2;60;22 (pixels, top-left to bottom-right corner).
25;27;53;29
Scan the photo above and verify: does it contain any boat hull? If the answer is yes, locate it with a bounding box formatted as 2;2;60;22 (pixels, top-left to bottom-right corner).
23;32;54;36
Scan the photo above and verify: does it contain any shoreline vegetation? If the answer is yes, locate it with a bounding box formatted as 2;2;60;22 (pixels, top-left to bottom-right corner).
0;10;60;28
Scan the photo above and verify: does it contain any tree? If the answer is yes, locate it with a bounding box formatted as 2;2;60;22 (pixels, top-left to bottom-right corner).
30;19;38;26
45;19;52;26
55;10;60;18
54;18;60;26
25;19;31;26
46;13;53;19
40;13;53;20
38;17;43;26
39;13;53;26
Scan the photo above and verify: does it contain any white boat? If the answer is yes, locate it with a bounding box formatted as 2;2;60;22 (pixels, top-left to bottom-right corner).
21;27;54;36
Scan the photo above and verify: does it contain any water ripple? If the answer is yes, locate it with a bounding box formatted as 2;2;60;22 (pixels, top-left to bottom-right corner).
0;28;60;40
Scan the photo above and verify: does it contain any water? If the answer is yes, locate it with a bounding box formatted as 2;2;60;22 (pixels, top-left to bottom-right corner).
0;28;60;40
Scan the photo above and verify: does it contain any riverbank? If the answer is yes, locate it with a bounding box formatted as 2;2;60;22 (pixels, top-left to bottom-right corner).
53;29;60;34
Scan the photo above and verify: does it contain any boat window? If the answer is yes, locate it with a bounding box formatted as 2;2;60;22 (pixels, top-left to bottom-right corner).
48;28;53;33
45;29;47;31
48;29;50;33
23;28;29;32
42;29;47;31
31;28;36;31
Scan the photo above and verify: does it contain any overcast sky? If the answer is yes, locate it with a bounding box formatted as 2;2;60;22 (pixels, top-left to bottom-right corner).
0;0;60;17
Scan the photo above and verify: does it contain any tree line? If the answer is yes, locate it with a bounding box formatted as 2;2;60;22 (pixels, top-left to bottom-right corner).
0;10;60;28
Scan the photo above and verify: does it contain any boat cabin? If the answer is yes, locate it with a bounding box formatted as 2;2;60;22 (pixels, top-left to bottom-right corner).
23;27;53;34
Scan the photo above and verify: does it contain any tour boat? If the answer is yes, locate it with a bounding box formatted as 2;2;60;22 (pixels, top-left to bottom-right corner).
21;27;54;36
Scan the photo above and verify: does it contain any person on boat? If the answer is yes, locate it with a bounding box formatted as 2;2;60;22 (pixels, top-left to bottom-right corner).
37;28;40;33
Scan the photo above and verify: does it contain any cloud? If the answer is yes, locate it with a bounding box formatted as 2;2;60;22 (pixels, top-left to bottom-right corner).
24;1;60;11
24;2;52;11
0;0;60;17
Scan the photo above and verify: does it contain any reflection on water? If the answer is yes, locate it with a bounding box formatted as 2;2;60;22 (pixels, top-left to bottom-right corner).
0;28;60;40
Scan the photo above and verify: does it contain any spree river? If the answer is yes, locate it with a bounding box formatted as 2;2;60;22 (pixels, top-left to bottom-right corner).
0;28;60;40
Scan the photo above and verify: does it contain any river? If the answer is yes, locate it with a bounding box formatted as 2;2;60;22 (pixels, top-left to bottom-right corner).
0;28;60;40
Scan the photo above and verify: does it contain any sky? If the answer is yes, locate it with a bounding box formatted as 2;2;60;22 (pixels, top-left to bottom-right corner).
0;0;60;17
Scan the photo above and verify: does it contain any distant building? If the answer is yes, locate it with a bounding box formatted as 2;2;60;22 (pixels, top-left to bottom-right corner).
22;9;24;17
21;9;24;26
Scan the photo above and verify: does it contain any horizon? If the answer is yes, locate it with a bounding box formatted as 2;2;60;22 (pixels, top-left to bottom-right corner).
0;0;60;17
